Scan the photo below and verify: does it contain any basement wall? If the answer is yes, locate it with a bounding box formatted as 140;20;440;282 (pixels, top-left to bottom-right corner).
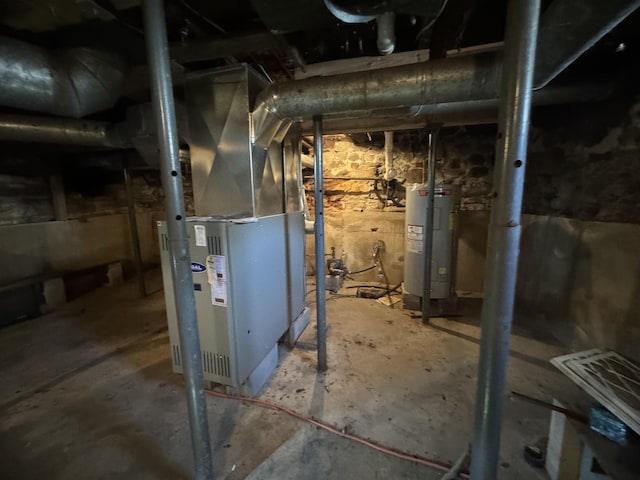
305;129;495;290
308;96;640;360
0;167;186;287
518;214;640;363
0;212;161;285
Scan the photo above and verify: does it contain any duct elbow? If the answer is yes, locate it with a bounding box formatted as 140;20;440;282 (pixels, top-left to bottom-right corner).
59;48;128;118
255;86;281;117
0;37;127;118
252;86;292;148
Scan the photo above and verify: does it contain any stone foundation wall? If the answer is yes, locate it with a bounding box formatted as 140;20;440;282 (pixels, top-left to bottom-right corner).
306;97;640;294
0;165;194;286
305;130;496;286
524;97;640;223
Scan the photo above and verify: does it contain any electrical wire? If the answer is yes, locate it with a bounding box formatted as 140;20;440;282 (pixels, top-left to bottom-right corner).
205;389;469;478
373;179;405;208
348;265;377;275
415;0;450;41
376;255;394;306
180;0;227;33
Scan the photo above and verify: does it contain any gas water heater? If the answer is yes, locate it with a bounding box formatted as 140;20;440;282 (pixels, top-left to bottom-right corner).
403;184;460;310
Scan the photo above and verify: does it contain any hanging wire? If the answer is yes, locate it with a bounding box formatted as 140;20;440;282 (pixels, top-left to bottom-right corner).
415;0;450;41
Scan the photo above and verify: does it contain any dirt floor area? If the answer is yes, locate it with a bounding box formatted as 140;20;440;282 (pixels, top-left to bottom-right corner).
0;269;588;479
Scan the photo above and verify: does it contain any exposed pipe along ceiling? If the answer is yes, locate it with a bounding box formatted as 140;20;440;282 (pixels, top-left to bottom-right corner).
0;0;639;479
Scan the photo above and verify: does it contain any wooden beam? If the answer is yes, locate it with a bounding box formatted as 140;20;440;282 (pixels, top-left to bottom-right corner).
170;32;286;64
294;42;503;79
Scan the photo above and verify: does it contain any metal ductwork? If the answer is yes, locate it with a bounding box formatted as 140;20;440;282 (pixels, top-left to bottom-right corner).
0;76;615;150
0;36;127;118
255;53;500;123
252;52;501;145
0;113;130;148
296;78;615;134
376;12;396;55
252;0;639;140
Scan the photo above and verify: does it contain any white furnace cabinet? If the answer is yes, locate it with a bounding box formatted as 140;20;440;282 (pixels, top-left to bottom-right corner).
158;213;306;395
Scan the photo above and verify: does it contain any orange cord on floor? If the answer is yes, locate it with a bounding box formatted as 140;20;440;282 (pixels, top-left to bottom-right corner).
205;389;470;479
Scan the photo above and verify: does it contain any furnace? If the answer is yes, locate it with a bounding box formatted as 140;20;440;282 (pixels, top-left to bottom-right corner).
158;64;309;395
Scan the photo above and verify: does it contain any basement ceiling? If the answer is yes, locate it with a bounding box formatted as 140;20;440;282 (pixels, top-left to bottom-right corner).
1;0;638;80
0;0;639;149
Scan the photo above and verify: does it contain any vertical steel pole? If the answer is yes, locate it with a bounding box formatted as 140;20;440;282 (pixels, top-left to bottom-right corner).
123;165;147;298
313;116;327;372
470;1;540;479
421;131;437;323
142;1;214;478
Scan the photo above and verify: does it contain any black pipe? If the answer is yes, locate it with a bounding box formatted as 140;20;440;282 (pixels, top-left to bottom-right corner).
348;265;377;275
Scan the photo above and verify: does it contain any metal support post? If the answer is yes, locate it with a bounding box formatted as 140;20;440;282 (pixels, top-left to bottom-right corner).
313;115;327;372
469;1;540;479
123;165;147;298
142;1;214;478
421;131;437;323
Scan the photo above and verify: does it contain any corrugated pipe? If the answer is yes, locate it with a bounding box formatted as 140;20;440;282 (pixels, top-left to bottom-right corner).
0;36;127;118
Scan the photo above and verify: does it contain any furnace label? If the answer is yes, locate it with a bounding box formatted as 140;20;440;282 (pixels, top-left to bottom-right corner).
194;225;207;247
206;255;228;307
191;262;206;273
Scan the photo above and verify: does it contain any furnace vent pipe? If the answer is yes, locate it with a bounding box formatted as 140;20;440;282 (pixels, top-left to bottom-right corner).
0;36;127;118
377;12;396;55
384;131;395;180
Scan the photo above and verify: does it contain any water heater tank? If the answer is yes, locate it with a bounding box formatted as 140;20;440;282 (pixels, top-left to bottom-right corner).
404;183;460;300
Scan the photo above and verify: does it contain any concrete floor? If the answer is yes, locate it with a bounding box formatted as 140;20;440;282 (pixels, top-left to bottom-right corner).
0;269;587;479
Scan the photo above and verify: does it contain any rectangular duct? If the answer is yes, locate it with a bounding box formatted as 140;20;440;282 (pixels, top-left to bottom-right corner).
185;64;285;218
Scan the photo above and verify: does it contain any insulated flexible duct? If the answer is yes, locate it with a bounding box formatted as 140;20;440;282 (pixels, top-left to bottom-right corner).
0;36;127;118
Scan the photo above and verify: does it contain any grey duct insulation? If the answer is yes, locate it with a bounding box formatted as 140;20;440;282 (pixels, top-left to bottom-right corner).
297;78;615;134
254;53;501;128
0;36;127;118
0;77;613;149
252;0;640;142
251;52;501;147
0;113;131;148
